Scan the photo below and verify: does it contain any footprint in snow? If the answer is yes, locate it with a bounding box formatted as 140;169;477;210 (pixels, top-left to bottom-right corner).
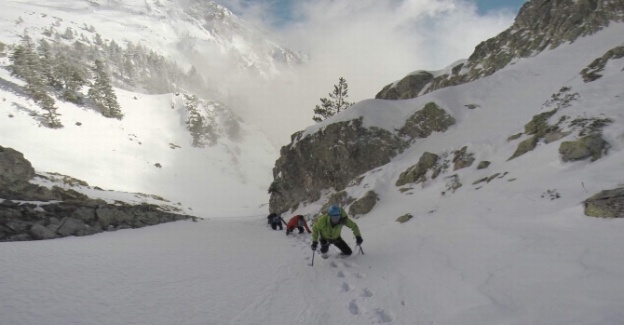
329;261;338;268
372;308;393;323
340;282;351;292
354;272;366;279
348;299;360;315
337;270;346;278
360;288;373;298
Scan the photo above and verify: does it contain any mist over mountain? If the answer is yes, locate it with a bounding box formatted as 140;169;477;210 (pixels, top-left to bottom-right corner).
0;0;307;217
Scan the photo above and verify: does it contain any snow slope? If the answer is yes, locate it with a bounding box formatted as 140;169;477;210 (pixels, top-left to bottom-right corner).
2;208;623;324
2;0;624;323
0;65;277;217
2;20;624;325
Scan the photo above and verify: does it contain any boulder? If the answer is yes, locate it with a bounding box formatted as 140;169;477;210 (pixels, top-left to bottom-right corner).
508;135;538;160
396;213;413;223
477;161;491;170
348;191;379;216
584;187;624;218
29;224;58;240
398;102;456;140
55;217;87;236
396;152;439;187
96;207;133;227
452;146;475;171
559;134;608;162
0;145;35;188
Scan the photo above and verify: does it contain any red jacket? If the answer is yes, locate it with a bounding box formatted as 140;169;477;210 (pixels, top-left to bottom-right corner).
286;215;310;232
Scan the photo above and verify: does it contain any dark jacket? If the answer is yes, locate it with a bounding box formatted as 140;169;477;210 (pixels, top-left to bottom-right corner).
267;213;285;225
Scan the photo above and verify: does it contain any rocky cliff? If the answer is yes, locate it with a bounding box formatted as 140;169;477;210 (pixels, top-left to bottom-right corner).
377;0;624;100
269;119;408;214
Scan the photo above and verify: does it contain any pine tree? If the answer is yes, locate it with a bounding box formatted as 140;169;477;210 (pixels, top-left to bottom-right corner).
54;54;89;103
10;33;62;128
89;59;123;119
312;77;354;123
184;95;208;147
37;39;61;89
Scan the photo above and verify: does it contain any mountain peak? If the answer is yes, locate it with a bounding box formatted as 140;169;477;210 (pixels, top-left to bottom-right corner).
377;0;624;100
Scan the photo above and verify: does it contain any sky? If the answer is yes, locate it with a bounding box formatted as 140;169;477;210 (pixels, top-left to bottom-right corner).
2;1;624;323
218;0;529;26
2;19;624;324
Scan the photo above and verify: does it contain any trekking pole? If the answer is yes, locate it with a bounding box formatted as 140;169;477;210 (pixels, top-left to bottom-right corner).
309;249;315;266
358;245;364;255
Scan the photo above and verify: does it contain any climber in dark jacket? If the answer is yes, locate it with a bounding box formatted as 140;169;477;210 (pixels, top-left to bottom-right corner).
267;213;286;230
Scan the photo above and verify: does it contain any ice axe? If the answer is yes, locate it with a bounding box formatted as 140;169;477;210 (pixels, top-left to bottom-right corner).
309;249;315;266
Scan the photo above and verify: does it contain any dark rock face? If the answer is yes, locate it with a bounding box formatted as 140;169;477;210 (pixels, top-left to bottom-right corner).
585;187;624;218
396;152;440;187
508;135;539;161
581;44;624;82
269;118;408;214
452;146;475;171
0;145;196;241
348;191;379;217
397;102;456;139
558;134;608;162
0;200;196;241
376;71;434;100
376;0;624;100
0;145;35;190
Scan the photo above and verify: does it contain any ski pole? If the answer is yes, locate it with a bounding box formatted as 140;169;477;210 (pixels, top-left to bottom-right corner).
309;249;315;266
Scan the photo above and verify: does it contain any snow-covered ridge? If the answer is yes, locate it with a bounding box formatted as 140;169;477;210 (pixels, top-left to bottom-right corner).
274;21;624;221
0;0;296;217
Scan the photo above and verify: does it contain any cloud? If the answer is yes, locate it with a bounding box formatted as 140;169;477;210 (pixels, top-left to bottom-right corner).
215;0;516;144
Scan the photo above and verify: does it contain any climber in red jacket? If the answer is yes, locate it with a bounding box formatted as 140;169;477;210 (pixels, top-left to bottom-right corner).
285;215;311;235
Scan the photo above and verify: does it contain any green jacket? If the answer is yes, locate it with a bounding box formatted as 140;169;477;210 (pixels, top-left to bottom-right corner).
312;210;361;242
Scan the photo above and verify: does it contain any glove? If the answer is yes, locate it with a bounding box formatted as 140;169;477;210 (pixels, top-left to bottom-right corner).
356;236;363;245
311;242;318;251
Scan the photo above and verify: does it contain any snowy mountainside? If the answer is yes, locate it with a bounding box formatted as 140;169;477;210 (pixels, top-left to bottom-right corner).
1;0;302;80
0;0;305;217
280;22;624;221
0;65;277;217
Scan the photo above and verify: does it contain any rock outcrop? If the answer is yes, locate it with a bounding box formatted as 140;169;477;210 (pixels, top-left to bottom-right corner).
585;187;624;218
0;145;196;241
581;44;624;82
558;134;609;162
0;199;195;241
398;102;456;140
376;71;434;100
269;118;408;214
348;191;379;217
396;152;440;187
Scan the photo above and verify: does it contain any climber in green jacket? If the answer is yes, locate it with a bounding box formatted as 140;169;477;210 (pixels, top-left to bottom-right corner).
311;205;363;256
